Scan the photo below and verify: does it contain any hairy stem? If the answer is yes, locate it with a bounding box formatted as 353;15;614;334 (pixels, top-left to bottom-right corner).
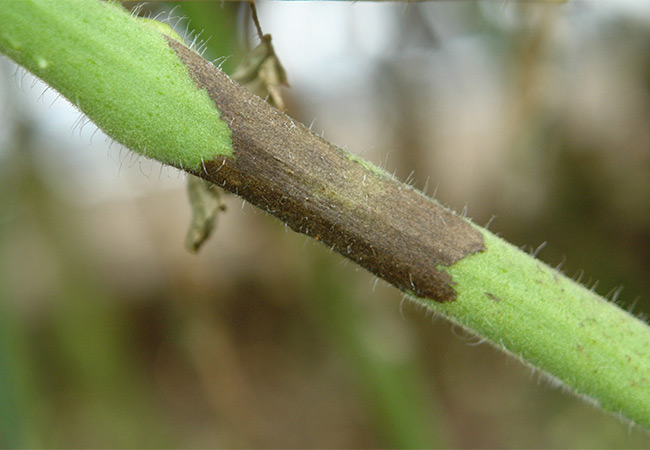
0;0;648;429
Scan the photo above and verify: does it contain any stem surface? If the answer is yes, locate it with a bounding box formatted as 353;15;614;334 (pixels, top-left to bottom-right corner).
0;0;648;429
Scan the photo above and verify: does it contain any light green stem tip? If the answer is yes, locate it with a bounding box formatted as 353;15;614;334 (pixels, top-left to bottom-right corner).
0;0;233;169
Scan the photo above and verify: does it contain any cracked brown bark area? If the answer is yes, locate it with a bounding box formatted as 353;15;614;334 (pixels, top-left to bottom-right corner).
168;39;485;302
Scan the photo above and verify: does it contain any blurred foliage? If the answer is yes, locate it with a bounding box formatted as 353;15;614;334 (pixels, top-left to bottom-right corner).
1;1;650;448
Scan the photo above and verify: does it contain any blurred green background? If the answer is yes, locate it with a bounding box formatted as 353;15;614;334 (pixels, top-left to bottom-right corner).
1;0;650;447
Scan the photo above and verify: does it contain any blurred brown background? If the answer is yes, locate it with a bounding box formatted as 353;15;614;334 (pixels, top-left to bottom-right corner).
1;0;650;447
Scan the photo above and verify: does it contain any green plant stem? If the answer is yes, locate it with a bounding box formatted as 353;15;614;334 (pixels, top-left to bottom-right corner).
436;231;650;426
0;0;648;429
0;0;233;168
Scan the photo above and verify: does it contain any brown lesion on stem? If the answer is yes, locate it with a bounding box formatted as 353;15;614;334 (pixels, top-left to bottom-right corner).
167;38;485;302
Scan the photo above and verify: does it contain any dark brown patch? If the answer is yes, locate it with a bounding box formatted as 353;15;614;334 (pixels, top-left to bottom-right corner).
485;292;501;302
168;38;485;302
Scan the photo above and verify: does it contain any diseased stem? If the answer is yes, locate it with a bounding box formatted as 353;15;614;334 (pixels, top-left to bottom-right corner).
0;0;648;429
169;38;485;301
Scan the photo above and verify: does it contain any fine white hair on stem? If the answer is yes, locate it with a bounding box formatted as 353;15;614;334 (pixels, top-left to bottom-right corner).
129;2;147;18
399;293;410;319
465;335;488;347
590;279;600;292
432;180;439;200
572;268;585;284
70;111;85;137
484;214;497;230
377;151;388;171
422;176;430;196
160;5;180;24
197;36;212;56
531;241;547;258
138;156;154;179
127;148;139;169
13;66;26;92
36;84;52;102
606;285;624;305
173;15;185;36
157;162;165;181
89;125;101;146
213;55;231;70
405;170;415;186
188;29;204;51
117;146;127;176
151;10;166;22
